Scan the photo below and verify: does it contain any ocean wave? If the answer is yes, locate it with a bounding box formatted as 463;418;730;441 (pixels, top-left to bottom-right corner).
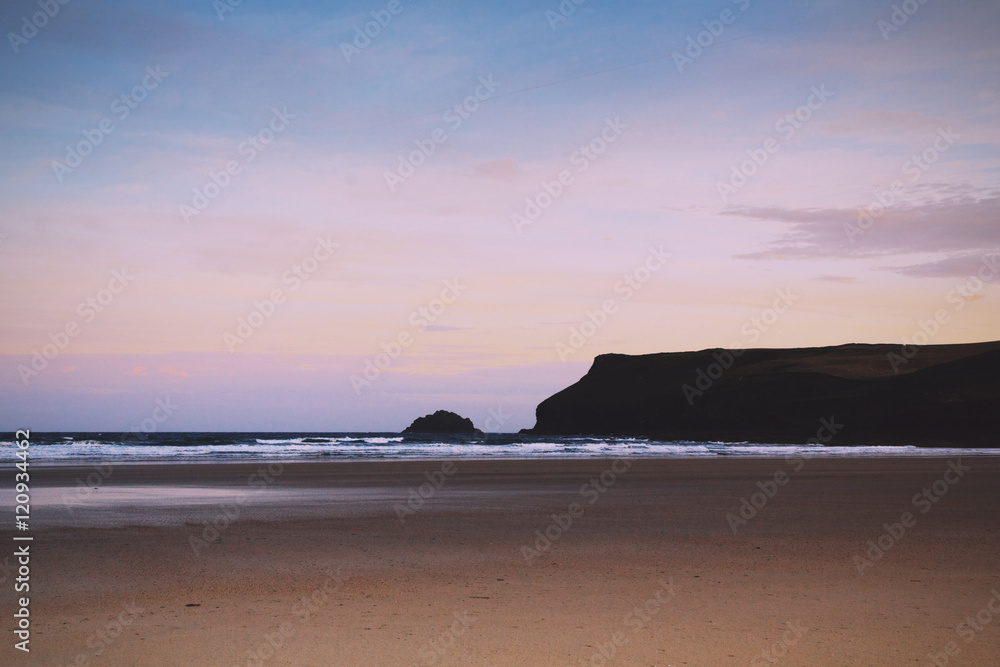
4;433;997;463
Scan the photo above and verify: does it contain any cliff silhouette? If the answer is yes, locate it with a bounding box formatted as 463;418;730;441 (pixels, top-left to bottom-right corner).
523;341;1000;446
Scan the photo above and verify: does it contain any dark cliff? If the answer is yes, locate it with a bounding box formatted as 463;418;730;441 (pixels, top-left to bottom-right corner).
524;341;1000;446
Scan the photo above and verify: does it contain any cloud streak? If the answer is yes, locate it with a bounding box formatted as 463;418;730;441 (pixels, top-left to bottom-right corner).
728;192;1000;276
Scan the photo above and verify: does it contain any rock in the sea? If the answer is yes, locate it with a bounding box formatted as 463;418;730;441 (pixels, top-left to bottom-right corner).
402;410;483;435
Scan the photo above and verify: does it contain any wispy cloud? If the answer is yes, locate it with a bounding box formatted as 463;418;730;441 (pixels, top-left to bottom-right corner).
729;193;1000;267
887;251;1000;278
423;325;474;332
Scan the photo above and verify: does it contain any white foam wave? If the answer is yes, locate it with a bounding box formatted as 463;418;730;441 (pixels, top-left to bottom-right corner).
6;436;998;464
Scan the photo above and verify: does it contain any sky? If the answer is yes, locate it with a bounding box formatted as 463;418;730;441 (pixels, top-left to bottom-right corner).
1;0;998;432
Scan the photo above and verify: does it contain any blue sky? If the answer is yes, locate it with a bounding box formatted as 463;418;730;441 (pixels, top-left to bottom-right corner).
1;0;998;431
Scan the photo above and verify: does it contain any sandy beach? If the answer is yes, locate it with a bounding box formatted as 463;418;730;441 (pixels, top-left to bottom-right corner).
5;457;1000;666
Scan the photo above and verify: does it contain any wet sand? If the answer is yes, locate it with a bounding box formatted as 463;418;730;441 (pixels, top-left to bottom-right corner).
4;457;1000;666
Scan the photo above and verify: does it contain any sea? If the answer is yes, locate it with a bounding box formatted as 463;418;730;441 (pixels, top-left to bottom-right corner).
8;432;998;464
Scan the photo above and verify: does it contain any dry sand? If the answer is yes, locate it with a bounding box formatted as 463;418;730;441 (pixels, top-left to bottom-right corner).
4;457;1000;666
